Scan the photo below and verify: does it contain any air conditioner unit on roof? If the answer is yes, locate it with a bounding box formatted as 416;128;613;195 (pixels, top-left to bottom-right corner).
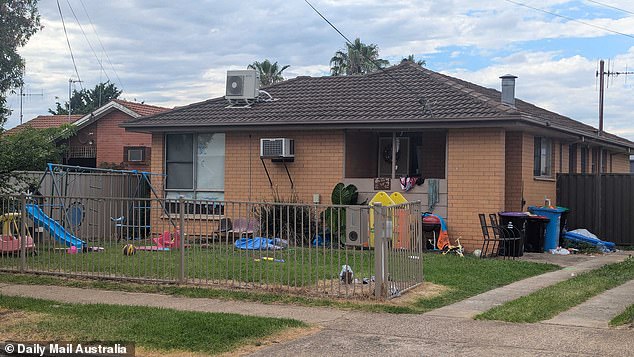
260;138;295;159
225;69;259;100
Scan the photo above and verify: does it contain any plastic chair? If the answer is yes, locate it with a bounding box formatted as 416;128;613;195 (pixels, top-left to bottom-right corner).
227;217;259;238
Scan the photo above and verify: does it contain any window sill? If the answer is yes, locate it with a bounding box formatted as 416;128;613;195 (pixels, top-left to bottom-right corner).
533;176;555;182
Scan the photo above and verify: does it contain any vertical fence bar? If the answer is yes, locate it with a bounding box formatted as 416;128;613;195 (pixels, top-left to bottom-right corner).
373;202;386;299
20;193;27;272
179;195;186;283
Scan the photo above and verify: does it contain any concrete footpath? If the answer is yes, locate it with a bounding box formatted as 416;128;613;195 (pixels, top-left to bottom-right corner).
1;252;632;356
426;252;629;319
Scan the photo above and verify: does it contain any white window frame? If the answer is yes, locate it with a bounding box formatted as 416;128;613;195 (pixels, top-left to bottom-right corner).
126;147;145;162
534;137;552;178
164;133;225;200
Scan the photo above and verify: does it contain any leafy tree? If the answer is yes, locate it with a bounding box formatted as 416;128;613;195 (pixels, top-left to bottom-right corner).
401;54;426;67
247;60;290;86
48;81;122;115
0;0;42;129
329;38;389;76
0;124;75;194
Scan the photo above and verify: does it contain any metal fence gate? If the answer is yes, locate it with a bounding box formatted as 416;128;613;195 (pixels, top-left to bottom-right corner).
557;173;634;246
0;194;424;299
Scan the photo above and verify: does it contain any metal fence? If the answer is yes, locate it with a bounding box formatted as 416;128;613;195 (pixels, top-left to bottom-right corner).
557;173;634;246
0;193;424;299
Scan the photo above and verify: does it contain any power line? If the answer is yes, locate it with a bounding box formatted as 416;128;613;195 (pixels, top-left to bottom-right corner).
78;0;126;92
585;0;634;16
57;0;83;90
504;0;634;40
65;0;111;83
303;0;433;114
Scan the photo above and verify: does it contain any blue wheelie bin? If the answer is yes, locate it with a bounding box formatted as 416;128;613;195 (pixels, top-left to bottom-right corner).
528;206;568;251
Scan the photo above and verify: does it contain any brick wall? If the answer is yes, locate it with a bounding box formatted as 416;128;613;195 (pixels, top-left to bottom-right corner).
611;153;631;173
95;111;152;170
225;131;345;203
447;128;506;251
505;131;523;211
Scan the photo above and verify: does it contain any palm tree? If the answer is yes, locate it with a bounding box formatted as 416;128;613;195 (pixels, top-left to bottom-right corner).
329;38;389;76
401;54;426;67
247;60;290;86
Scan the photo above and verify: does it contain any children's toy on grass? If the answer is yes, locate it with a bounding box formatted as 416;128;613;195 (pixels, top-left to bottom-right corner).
122;244;137;256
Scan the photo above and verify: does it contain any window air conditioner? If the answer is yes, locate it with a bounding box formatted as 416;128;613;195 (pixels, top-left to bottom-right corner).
260;138;295;158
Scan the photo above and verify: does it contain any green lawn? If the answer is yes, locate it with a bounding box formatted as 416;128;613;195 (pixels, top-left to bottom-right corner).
0;295;305;355
477;258;634;323
0;241;375;288
0;253;558;314
610;304;634;327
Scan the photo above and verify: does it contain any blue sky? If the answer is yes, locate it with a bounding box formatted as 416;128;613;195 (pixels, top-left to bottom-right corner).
6;0;634;140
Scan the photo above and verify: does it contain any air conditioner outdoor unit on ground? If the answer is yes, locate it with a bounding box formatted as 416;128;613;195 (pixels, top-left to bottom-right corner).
260;138;295;158
345;206;369;247
225;69;260;100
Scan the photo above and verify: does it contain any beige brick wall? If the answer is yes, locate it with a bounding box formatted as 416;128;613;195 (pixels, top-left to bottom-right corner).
447;128;506;251
225;131;345;203
505;131;523;211
611;153;631;173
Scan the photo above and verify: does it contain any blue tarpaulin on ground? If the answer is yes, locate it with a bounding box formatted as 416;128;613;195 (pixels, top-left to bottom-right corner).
234;237;286;250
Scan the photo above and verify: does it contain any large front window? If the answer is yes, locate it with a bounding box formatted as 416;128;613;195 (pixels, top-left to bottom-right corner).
165;133;225;200
533;137;552;177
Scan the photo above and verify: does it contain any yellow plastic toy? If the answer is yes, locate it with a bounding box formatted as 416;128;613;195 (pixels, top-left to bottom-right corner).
0;213;36;255
368;192;395;247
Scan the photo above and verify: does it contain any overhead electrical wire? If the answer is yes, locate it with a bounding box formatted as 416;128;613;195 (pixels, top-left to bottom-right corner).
78;0;126;92
504;0;634;39
302;0;434;115
585;0;634;16
65;0;112;84
57;0;83;90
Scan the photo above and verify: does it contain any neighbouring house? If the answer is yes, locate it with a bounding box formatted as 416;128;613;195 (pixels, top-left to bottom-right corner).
3;114;83;134
122;62;634;249
7;99;169;170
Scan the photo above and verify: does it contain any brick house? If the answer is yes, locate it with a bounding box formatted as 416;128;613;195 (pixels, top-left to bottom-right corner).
61;99;169;170
122;62;634;249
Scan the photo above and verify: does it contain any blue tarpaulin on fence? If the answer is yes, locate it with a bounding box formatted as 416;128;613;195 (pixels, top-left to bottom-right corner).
234;237;286;250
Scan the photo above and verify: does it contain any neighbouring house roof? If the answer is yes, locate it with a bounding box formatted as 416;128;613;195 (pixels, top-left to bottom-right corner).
73;99;170;130
122;62;634;150
4;115;83;135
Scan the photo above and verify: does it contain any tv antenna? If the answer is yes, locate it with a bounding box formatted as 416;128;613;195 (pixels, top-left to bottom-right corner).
596;59;634;136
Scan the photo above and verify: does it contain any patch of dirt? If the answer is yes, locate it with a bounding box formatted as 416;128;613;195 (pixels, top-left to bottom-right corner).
219;326;321;357
134;326;321;357
0;308;51;340
387;282;449;306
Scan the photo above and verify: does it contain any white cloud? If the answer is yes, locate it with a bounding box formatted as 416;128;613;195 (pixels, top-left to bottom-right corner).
5;0;634;141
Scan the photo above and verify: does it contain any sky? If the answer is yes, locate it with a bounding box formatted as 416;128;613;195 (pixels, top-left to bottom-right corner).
6;0;634;140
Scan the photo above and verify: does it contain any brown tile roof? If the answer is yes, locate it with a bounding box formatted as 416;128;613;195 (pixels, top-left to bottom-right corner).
112;99;170;116
123;62;634;148
4;115;83;135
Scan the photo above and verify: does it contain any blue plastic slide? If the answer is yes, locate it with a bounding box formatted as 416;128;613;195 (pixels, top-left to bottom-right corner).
25;204;86;249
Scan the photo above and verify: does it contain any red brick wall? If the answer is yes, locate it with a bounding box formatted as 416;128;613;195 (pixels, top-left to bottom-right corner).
447;128;506;251
95;110;152;171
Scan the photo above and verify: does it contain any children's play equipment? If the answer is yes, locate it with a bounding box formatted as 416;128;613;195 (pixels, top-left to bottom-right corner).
25;204;86;249
36;164;173;240
136;230;183;251
0;212;36;255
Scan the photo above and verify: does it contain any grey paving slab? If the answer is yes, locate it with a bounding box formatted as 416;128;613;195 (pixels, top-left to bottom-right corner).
425;253;628;319
543;279;634;329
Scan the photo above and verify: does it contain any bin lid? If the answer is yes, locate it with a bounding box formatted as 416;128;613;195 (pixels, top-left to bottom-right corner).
423;215;441;225
498;211;529;217
528;206;568;213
